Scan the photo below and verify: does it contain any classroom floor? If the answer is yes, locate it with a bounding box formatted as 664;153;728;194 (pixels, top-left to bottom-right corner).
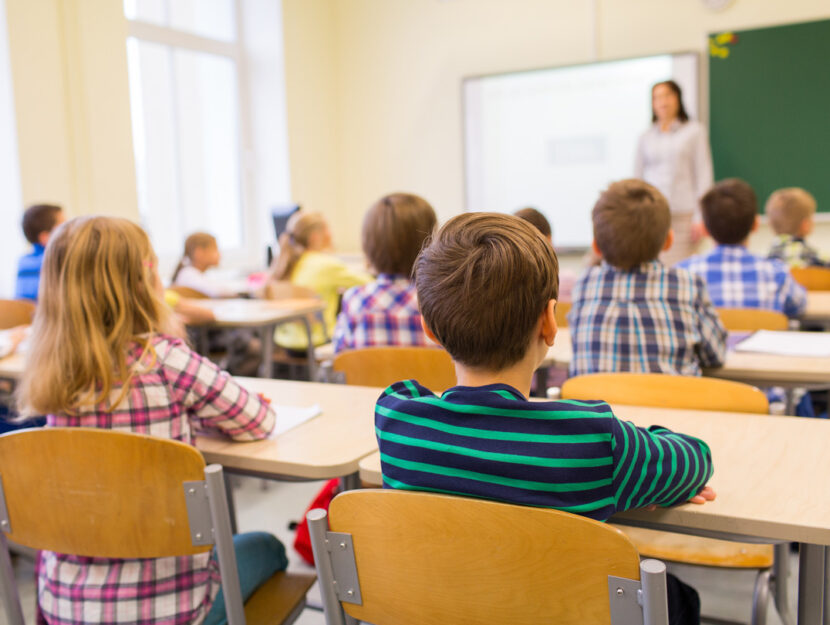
10;476;798;625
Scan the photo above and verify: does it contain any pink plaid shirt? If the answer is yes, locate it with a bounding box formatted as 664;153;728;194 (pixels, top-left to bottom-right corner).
39;334;275;625
332;275;431;352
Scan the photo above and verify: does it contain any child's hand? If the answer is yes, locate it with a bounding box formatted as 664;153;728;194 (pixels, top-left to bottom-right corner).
688;485;716;505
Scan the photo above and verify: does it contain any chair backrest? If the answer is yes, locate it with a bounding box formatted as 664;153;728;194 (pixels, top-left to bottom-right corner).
309;489;667;625
332;347;456;391
791;266;830;291
561;373;768;414
555;301;572;328
0;428;211;558
264;280;320;301
167;285;210;299
716;307;788;331
0;300;35;331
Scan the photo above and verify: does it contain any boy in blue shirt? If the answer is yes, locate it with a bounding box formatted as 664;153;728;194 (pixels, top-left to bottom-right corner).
15;204;64;301
376;212;714;624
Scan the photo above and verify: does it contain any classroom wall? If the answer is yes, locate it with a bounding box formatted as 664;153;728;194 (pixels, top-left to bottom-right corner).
4;0;138;221
281;0;830;255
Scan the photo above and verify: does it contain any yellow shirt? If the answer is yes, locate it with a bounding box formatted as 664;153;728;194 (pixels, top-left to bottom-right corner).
275;251;370;350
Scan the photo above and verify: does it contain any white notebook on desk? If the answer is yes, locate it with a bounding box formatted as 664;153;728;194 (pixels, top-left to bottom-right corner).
268;404;321;438
734;330;830;358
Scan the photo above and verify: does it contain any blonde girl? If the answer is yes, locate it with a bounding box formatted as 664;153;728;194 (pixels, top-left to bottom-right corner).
171;231;236;298
270;211;369;349
17;216;285;625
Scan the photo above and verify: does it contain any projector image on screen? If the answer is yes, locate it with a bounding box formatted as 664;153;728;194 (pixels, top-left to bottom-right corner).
464;53;699;249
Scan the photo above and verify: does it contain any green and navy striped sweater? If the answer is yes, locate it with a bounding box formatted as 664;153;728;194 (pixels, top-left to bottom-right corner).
375;381;713;521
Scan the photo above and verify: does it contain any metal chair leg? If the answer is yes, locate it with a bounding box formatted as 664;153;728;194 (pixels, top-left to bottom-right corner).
751;569;771;625
772;543;794;625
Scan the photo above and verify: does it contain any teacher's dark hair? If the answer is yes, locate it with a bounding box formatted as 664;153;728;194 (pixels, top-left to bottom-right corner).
652;80;689;123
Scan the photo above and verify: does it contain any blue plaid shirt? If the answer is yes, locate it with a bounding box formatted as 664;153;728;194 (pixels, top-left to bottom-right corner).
676;245;807;318
568;260;727;377
14;244;45;301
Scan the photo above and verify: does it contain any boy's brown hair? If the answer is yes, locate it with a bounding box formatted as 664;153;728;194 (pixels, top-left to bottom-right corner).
592;180;670;270
514;207;552;239
700;179;758;245
766;187;816;237
22;204;63;245
415;212;558;371
362;193;437;276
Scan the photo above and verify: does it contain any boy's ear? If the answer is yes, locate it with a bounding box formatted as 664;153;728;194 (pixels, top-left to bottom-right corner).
541;300;558;347
421;317;442;347
800;216;814;238
37;231;50;247
662;228;675;252
752;215;760;233
591;239;602;259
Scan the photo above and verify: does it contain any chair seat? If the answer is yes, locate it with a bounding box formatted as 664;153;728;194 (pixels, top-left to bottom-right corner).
244;571;317;625
613;526;774;569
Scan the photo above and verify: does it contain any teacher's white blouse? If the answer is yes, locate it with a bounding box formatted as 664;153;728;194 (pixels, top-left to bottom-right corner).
634;119;713;215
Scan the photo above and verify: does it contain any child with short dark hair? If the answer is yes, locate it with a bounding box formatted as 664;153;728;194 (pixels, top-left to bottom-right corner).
569;179;726;377
15;203;65;301
333;193;437;352
375;212;713;623
678;179;807;317
766;187;829;268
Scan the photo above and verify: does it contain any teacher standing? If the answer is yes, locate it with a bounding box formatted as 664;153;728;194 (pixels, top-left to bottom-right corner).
634;80;713;264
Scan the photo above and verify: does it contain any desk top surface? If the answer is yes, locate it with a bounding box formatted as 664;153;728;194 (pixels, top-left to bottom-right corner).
197;378;380;479
358;403;830;545
193;298;324;328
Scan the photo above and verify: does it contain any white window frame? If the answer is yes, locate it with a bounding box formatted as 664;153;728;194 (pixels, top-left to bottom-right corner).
125;2;259;270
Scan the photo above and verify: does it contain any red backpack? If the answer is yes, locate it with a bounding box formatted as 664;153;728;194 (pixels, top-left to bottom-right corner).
293;478;341;565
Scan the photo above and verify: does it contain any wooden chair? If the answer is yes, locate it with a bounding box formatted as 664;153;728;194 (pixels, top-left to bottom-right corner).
0;428;315;625
332;347;456;392
555;301;572;328
0;300;35;330
308;489;670;625
716;307;789;331
167;285;210;299
560;373;785;625
791;266;830;291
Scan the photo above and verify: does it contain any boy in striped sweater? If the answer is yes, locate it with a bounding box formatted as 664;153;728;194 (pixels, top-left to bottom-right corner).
375;212;713;624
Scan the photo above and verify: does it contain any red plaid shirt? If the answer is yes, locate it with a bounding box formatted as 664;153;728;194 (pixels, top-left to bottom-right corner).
39;335;275;625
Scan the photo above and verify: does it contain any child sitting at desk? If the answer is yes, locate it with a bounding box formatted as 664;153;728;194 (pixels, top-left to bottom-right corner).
376;212;714;624
16;216;286;625
677;179;807;317
568;179;726;377
172;232;238;298
333;192;437;352
14;203;65;301
766;187;829;268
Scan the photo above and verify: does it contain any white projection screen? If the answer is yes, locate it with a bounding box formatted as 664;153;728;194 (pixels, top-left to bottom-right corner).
464;53;699;249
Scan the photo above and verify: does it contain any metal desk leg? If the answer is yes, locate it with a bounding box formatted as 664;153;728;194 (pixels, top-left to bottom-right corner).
824;546;830;625
259;324;275;378
339;472;360;491
300;317;317;382
798;543;824;624
773;542;794;625
224;471;239;535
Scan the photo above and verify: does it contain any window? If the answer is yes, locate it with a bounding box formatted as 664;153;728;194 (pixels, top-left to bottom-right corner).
124;0;253;263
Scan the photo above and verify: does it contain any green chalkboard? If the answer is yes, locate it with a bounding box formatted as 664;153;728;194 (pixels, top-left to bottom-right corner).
709;19;830;213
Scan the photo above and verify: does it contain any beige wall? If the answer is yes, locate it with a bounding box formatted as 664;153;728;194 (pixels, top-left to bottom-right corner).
282;0;830;254
5;0;138;220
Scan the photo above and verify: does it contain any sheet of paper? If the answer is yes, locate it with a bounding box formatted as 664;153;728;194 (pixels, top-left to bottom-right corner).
268;404;321;438
734;330;830;357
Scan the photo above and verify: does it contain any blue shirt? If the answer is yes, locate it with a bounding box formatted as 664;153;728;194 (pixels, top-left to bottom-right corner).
15;244;45;301
677;245;807;318
376;380;713;521
568;260;727;377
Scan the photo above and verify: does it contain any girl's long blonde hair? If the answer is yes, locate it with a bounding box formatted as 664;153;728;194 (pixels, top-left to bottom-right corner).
16;216;176;417
270;211;328;280
171;232;217;282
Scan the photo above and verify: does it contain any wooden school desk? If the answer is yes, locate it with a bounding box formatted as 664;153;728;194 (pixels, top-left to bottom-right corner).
189;298;325;378
543;328;830;389
0;352;24;380
803;291;830;327
359;405;830;624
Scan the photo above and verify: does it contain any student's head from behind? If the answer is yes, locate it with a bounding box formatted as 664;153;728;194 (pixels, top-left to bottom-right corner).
766;187;817;238
513;207;552;242
362;193;437;277
18;216;174;417
22;203;65;247
700;179;759;245
270;211;331;280
592;179;672;270
415;213;559;372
